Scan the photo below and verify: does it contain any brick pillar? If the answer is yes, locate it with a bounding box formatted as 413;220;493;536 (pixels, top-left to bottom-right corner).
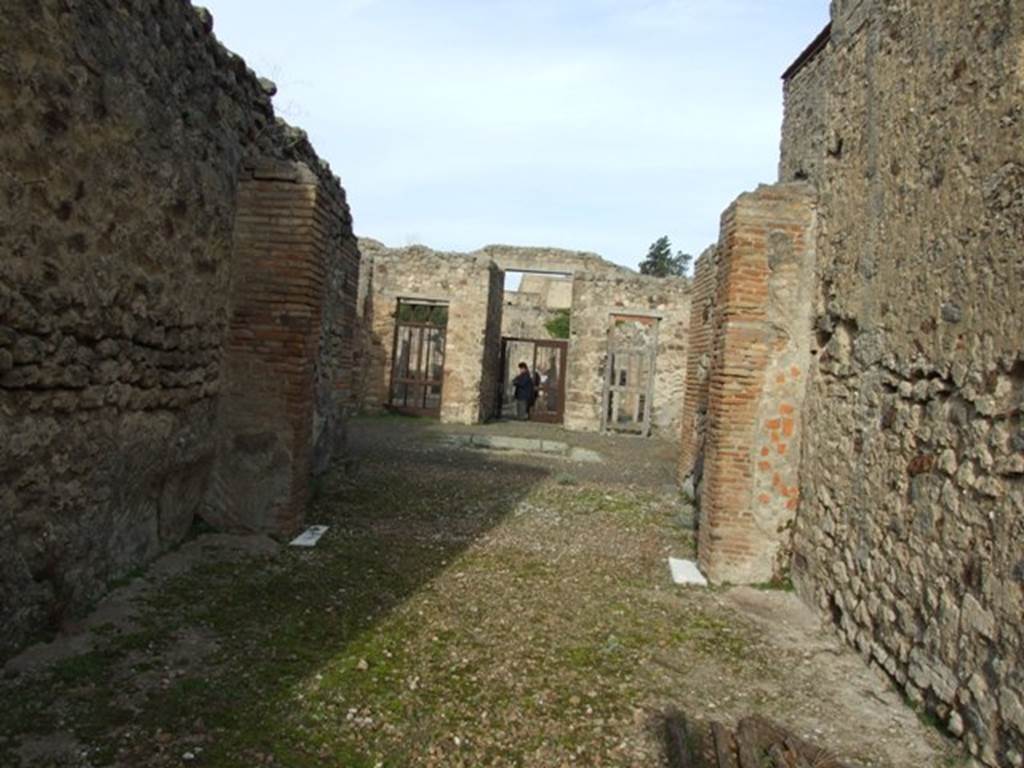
678;245;719;486
205;161;328;536
697;183;816;584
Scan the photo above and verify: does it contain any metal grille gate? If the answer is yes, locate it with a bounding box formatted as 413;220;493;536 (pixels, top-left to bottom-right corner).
389;302;447;416
601;314;658;436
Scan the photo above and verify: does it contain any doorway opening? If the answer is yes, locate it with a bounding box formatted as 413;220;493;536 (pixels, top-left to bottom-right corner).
602;314;659;436
499;338;568;423
388;299;448;417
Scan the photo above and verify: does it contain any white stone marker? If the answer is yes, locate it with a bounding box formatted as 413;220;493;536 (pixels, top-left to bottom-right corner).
289;525;329;548
668;557;708;587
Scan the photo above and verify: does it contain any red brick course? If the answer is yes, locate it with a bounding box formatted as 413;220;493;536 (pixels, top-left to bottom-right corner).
686;184;816;584
210;161;351;536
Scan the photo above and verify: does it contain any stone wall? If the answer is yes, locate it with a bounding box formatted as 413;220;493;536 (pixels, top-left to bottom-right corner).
357;241;503;424
479;268;505;422
790;2;1024;766
678;245;719;489
502;291;550;340
779;25;831;185
519;274;573;309
480;244;630;278
0;1;356;656
684;184;816;585
565;273;691;436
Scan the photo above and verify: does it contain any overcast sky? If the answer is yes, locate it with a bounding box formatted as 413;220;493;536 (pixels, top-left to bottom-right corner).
203;0;829;271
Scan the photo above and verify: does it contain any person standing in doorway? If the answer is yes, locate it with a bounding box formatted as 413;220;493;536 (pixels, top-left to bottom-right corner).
512;361;534;421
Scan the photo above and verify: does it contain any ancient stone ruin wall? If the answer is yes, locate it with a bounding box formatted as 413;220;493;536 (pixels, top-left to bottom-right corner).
357;242;503;424
312;189;361;475
0;2;356;655
502;274;574;340
519;274;573;309
678;245;719;488
479;268;505;423
790;3;1024;765
689;184;817;585
502;291;550;340
480;244;629;278
565;274;691;436
779;25;831;186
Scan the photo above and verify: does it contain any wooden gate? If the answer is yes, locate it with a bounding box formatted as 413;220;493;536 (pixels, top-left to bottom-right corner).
602;314;658;436
389;302;447;416
499;338;568;423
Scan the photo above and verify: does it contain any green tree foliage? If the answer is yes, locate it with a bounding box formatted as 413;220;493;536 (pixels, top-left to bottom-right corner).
545;309;571;339
639;236;691;277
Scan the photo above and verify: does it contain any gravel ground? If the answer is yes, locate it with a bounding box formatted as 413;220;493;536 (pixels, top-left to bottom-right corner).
0;417;965;767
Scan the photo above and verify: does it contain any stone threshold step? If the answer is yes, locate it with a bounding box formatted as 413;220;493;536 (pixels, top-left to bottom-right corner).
440;433;602;462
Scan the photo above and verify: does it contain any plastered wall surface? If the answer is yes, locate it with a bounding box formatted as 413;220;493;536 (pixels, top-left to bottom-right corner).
790;2;1024;765
0;2;356;655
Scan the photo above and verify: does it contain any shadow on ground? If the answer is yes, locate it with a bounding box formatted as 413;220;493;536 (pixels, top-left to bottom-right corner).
0;422;553;767
0;416;964;768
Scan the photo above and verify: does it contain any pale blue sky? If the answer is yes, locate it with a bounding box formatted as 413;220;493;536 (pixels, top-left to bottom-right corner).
203;0;829;270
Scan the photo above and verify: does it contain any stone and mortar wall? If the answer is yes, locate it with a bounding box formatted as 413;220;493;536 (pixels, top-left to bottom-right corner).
790;3;1024;766
502;274;574;340
518;274;573;309
357;242;503;425
678;245;719;489
691;184;817;585
779;27;830;186
0;2;356;655
565;274;690;436
479;268;505;422
501;291;551;339
480;244;630;279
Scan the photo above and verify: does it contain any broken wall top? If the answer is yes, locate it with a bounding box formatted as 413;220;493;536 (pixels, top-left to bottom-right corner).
358;239;641;279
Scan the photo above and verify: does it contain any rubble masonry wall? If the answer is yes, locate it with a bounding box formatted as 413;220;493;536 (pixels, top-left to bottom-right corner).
779;28;830;186
0;1;356;655
357;243;502;424
678;245;719;487
565;273;690;435
791;2;1024;765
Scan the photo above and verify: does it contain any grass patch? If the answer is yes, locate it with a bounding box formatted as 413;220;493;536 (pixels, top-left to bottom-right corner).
750;576;795;592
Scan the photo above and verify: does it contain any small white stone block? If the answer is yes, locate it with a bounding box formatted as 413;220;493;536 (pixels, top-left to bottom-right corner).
289;525;329;548
669;557;708;587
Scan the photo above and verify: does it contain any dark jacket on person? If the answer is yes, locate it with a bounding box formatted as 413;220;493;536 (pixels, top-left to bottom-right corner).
512;370;535;402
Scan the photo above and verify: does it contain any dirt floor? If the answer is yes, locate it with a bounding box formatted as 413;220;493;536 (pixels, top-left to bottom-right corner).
0;416;968;767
